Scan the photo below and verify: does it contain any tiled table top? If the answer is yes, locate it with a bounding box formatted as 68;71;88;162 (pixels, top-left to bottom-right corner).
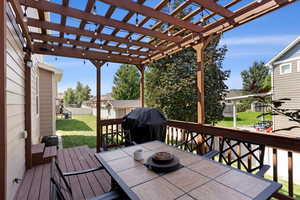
95;141;281;200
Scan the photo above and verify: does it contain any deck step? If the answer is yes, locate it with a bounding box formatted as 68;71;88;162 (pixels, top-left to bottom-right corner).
32;143;45;154
43;146;57;159
32;143;46;166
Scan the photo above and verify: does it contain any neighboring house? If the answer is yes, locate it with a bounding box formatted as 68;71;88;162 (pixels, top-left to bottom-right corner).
38;62;62;139
223;89;243;116
82;94;140;119
266;36;300;136
4;6;62;200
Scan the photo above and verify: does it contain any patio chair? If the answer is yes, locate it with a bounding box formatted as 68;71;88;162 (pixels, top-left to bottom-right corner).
218;138;270;177
50;160;121;200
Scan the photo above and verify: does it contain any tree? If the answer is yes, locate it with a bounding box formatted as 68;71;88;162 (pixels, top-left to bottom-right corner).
64;88;76;105
262;74;271;92
74;82;92;106
112;64;140;100
146;36;230;124
241;61;270;94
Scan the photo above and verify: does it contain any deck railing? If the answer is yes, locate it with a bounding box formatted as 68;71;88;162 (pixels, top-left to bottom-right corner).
99;118;300;200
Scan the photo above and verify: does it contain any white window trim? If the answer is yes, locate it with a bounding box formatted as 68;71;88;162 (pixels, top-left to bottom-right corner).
280;63;292;75
297;61;300;72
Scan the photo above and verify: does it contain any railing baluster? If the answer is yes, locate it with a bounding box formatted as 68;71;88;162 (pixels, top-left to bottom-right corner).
248;143;252;172
175;128;178;146
106;125;108;147
167;126;170;144
237;143;241;169
288;151;294;197
116;123;119;145
171;127;174;146
273;148;278;182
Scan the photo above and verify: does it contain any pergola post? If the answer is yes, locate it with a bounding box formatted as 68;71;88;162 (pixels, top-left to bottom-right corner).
25;53;32;169
137;65;145;108
193;37;212;155
96;65;102;152
91;60;103;152
193;43;206;124
0;0;7;198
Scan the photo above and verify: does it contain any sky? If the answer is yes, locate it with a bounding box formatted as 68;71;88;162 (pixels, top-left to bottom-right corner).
44;0;300;96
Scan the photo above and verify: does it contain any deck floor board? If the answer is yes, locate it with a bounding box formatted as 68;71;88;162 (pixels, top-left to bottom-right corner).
15;146;111;200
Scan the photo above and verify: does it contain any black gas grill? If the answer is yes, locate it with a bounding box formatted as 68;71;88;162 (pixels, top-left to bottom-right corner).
122;108;167;146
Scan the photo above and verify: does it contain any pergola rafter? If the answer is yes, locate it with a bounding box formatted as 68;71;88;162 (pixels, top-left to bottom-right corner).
73;0;95;48
98;0;204;33
9;0;296;64
59;0;69;46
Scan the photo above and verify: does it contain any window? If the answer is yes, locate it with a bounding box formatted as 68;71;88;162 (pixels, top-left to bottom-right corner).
280;63;292;74
298;61;300;72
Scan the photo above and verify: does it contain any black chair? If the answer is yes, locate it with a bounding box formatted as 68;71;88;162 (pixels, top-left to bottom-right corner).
218;138;270;177
50;160;121;200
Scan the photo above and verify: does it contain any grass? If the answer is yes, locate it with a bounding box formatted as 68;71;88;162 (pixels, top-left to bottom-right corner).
216;112;272;128
56;115;97;148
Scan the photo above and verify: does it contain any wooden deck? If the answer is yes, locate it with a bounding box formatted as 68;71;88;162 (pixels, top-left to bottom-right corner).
14;146;111;200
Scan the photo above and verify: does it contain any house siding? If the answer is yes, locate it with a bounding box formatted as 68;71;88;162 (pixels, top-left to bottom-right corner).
277;42;300;61
273;59;300;135
6;14;27;200
39;68;54;137
5;7;42;199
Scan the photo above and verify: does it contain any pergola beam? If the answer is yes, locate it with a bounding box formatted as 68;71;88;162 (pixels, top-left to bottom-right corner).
27;18;163;51
98;0;204;33
32;43;142;64
20;0;182;43
30;33;149;57
193;0;234;18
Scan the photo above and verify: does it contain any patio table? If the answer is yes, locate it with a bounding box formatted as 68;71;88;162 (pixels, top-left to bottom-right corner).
95;141;281;200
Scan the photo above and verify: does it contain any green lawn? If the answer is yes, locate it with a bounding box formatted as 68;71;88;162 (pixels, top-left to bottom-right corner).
216;112;272;128
56;115;97;148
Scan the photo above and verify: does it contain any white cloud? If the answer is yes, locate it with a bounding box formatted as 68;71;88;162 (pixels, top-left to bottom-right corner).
220;35;298;46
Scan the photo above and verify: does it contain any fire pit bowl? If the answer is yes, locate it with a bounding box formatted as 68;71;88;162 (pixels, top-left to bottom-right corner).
145;152;183;173
152;152;174;164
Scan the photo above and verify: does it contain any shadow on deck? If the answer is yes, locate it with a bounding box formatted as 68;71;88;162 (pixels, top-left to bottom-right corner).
14;146;111;200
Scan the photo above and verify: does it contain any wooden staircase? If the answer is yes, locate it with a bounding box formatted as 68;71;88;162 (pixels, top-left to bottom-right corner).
32;143;57;166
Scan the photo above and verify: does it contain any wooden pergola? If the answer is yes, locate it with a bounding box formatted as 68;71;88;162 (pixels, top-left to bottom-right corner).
7;0;297;153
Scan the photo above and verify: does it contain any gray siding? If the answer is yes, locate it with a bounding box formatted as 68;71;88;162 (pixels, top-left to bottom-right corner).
277;42;300;61
273;60;300;135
